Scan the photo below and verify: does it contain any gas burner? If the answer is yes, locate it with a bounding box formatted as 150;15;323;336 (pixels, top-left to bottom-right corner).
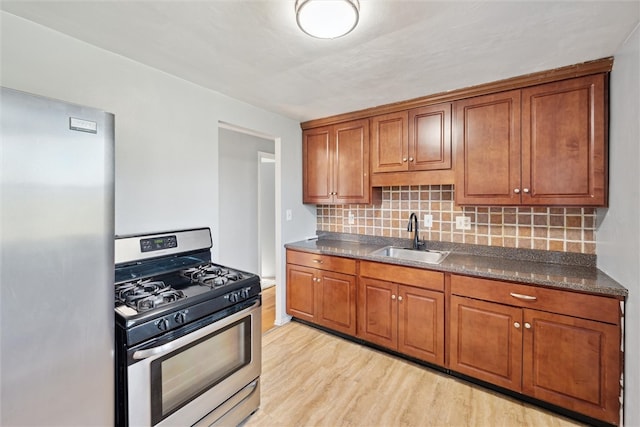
115;279;185;312
200;275;228;288
202;265;228;276
225;272;241;281
180;263;246;288
136;290;185;311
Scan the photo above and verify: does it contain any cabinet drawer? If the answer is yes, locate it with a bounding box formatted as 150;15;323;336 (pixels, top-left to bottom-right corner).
286;250;356;275
360;261;444;292
450;274;620;325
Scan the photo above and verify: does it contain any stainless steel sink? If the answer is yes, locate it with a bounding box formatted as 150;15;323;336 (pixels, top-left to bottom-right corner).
370;246;450;265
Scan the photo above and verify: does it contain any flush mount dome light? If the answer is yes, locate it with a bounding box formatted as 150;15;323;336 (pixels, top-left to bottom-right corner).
295;0;360;39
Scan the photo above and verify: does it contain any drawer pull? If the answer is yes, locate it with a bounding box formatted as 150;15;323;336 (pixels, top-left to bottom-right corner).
391;294;396;300
398;296;403;302
514;322;521;329
524;322;532;329
510;292;537;301
313;259;324;264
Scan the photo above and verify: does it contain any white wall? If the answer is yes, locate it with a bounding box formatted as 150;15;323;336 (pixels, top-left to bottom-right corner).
259;154;277;278
0;11;317;323
597;23;640;427
218;128;274;274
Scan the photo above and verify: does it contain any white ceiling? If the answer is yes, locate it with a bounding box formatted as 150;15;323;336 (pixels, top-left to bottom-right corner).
2;1;639;122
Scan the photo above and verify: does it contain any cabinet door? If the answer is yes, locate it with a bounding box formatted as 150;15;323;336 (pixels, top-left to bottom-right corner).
449;295;523;392
286;264;316;322
409;103;451;171
522;309;620;424
316;271;357;336
454;91;522;205
398;286;445;366
371;111;408;173
302;126;332;204
521;74;607;206
357;277;397;349
334;119;370;204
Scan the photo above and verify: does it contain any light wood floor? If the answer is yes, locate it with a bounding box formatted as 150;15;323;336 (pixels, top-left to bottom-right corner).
261;286;276;333
245;321;585;427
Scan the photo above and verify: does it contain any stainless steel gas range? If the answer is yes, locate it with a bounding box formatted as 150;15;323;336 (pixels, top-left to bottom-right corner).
114;228;261;427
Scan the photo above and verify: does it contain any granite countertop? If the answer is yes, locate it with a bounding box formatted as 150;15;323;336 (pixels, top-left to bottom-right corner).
285;232;628;298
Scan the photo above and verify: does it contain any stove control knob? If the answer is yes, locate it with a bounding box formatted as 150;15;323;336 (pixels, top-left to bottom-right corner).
240;288;250;299
156;319;170;331
174;312;186;324
229;292;239;303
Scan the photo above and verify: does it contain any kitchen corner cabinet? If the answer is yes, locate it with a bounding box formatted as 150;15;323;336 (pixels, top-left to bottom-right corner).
358;261;445;366
370;104;453;186
449;274;621;425
455;73;607;206
302;119;373;204
286;250;357;336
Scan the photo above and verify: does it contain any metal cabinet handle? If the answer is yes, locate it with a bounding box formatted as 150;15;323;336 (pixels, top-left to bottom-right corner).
391;294;396;300
313;259;324;264
514;188;521;194
398;296;403;302
523;188;530;194
402;157;407;162
525;322;532;329
510;292;537;301
514;322;521;329
408;157;414;162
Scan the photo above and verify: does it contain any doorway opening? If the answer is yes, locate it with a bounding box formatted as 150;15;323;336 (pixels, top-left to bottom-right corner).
218;122;279;333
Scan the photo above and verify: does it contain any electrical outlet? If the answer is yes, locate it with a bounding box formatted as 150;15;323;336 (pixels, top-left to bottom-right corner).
348;211;355;225
423;214;433;228
286;209;292;221
455;216;471;230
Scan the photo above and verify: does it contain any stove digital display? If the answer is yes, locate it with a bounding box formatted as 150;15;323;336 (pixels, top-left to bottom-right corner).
140;235;178;252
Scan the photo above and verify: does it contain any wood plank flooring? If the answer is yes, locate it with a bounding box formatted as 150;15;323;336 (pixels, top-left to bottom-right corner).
261;286;276;333
245;321;585;427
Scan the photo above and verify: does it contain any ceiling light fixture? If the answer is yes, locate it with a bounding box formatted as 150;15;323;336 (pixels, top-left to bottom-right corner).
295;0;360;39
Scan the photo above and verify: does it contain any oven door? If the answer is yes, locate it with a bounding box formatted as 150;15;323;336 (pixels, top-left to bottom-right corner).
126;298;261;426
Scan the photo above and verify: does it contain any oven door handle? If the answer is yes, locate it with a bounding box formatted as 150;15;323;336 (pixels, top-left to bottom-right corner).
132;299;260;361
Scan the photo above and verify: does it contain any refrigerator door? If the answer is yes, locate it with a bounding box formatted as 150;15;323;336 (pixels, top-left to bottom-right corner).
0;87;114;425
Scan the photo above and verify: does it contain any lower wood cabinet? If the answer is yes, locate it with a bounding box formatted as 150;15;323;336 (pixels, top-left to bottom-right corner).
449;274;622;425
286;250;357;336
285;250;624;425
358;261;445;366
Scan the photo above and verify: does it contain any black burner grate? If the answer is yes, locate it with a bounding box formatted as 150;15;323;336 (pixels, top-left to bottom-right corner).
115;279;186;312
180;263;247;289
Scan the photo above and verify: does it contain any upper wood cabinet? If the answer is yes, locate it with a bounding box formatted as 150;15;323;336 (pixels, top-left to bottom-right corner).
370;104;452;184
455;74;608;206
522;75;607;205
370;111;408;173
454;90;522;205
302;119;372;204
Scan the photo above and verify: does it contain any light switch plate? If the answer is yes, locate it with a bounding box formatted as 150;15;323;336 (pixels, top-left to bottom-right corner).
424;214;433;228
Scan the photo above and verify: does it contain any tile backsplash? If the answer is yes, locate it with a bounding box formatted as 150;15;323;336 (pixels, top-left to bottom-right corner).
316;185;596;254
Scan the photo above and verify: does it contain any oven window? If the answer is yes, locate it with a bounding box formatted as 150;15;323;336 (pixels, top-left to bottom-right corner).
150;317;251;424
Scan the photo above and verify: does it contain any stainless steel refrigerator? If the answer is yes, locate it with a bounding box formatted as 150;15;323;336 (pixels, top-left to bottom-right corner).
0;87;114;425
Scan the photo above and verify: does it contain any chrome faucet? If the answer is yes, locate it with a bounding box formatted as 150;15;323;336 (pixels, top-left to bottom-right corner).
407;213;422;250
